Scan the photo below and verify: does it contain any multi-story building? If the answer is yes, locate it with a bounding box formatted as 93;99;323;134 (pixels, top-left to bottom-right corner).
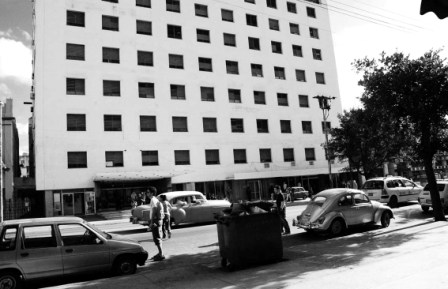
32;0;345;217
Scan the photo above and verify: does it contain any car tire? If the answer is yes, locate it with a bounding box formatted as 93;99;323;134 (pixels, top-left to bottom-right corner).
114;256;137;275
422;206;430;213
0;270;22;289
380;211;391;228
388;196;398;208
328;219;345;237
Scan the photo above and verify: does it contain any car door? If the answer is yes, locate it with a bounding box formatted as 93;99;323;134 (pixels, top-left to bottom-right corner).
17;224;63;280
58;223;110;275
402;179;420;201
337;194;358;226
352;193;375;224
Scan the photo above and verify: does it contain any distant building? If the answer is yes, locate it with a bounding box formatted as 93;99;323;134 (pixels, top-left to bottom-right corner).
32;0;345;217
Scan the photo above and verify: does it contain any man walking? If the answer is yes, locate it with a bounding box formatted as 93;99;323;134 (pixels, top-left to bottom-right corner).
274;185;290;235
147;186;165;261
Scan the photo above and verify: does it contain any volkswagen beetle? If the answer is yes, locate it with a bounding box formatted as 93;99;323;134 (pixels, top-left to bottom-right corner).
293;188;394;236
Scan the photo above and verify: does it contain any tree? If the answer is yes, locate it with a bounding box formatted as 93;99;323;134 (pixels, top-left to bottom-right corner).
354;50;448;221
329;108;412;179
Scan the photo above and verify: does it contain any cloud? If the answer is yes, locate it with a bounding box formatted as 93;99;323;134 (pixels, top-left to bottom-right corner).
0;37;32;85
0;83;12;96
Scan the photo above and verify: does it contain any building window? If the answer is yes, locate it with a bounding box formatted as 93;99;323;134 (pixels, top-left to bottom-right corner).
102;47;120;63
316;72;326;84
201;87;215;101
307;0;320;3
251;64;263;77
203;117;217;132
169;54;184;69
175;150;190;165
226;61;239;74
305;148;316;161
67;114;86;131
170;84;186;100
102;15;119;31
246;14;258;26
67;10;85;27
269;19;280;31
274;67;286;80
245;0;255;3
104;115;122;131
221;9;234;22
66;43;85;61
140;115;157;131
310;27;319;39
138;82;155;98
277;93;288;106
142;151;158;166
254;91;266;104
271;41;282;54
228;89;241;103
248;37;260;50
302;121;313;134
106;151;123;167
66;78;85;95
233;149;247;164
198;57;213;72
322;121;331;133
231;118;244;133
312;48;322;60
292;45;303;57
257;119;269;133
283;148;295;162
299;95;309;107
224;33;236;46
103;80;120;96
137;20;152;35
167;24;182;39
290;23;300;35
172;116;188;132
137;50;153;66
266;0;277;9
136;0;151;8
307;7;316;18
195;4;208;17
287;2;297;13
280;120;291;133
67;152;87;168
166;0;180;12
197;29;210;43
296;69;306;82
205;150;220;165
260;149;272;163
103;0;118;3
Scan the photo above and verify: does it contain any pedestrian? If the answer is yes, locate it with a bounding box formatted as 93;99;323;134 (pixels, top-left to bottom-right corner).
159;194;172;239
130;191;137;208
147;186;165;261
274;185;290;235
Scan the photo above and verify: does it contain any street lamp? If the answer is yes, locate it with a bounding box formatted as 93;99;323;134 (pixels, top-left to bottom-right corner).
313;95;336;188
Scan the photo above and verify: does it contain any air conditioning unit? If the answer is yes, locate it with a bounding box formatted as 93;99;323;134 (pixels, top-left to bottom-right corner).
264;163;270;168
291;161;296;166
106;161;114;167
309;161;314;165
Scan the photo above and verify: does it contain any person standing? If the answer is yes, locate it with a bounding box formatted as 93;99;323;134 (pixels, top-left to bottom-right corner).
147;186;165;261
274;185;290;235
159;194;172;239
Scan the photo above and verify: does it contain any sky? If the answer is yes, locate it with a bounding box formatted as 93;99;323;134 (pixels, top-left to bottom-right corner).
0;0;447;155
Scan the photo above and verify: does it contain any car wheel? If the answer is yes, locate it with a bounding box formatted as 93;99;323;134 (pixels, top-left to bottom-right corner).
388;196;398;208
422;206;430;213
0;270;22;289
114;256;137;275
329;219;345;237
381;211;391;228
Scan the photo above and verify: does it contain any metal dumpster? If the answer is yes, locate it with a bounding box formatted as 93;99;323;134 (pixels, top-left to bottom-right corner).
216;212;283;270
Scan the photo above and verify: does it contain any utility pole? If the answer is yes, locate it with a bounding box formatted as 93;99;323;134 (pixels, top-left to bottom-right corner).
313;95;336;188
0;101;3;222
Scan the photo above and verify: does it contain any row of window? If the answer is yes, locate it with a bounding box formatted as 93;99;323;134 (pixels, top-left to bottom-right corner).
67;147;319;168
67;113;331;134
67;78;319;106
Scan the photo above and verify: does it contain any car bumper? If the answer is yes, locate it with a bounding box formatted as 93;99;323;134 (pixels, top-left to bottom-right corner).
136;251;149;266
297;222;327;231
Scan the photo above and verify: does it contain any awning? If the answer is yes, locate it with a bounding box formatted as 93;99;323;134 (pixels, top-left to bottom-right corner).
233;166;346;180
93;171;175;182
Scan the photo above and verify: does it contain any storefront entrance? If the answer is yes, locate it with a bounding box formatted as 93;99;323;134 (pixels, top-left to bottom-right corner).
53;190;96;216
62;193;84;216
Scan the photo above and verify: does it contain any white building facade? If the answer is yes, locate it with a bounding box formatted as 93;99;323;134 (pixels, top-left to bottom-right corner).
32;0;345;216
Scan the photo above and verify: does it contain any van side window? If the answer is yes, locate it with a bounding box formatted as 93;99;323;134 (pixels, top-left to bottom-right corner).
23;225;57;249
0;226;18;251
59;224;101;246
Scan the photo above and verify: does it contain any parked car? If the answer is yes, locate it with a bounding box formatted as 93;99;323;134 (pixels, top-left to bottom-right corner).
361;176;423;208
293;188;394;236
131;191;231;226
289;187;309;200
418;180;448;213
0;216;148;289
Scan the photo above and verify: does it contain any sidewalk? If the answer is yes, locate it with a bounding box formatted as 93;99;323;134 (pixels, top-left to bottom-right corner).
45;217;448;289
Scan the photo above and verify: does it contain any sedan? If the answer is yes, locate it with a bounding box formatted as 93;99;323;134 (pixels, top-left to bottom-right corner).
293;188;394;236
131;191;231;226
289;187;309;200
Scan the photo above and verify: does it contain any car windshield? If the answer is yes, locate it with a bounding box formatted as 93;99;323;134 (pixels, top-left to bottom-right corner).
84;221;111;239
310;196;327;207
423;184;445;191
